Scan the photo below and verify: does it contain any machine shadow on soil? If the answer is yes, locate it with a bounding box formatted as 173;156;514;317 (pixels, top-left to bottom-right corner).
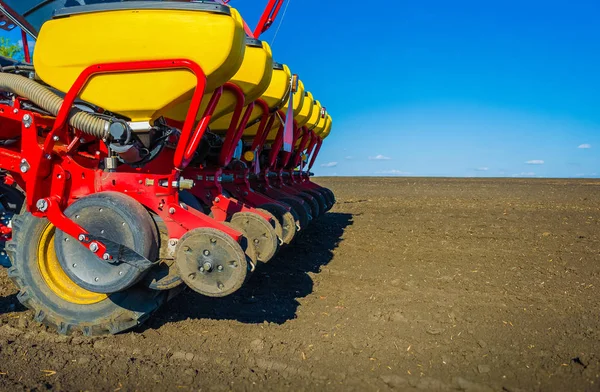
144;212;353;328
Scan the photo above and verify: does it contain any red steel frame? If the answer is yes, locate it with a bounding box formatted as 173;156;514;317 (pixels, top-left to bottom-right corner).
0;59;246;261
253;0;286;38
182;82;275;223
219;98;293;211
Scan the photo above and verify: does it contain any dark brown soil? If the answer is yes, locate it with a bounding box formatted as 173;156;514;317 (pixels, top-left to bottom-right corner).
1;177;599;391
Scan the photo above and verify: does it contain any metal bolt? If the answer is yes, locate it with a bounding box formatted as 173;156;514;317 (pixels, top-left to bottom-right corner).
203;250;210;256
78;234;86;241
57;174;62;179
217;265;224;272
183;246;191;252
52;135;59;142
210;238;217;244
199;267;205;273
36;199;48;212
19;159;30;173
13;108;18;114
169;239;177;246
44;153;51;160
22;114;32;128
218;283;224;290
214;197;220;203
203;262;212;271
94;277;99;282
254;239;260;244
102;253;111;261
72;263;77;268
169;207;176;214
89;242;99;253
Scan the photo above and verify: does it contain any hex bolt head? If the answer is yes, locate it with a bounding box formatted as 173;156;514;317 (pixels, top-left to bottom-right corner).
19;159;30;173
35;199;48;212
78;234;86;241
52;135;59;142
253;238;260;244
203;262;213;271
102;253;111;261
214;197;221;203
217;265;224;272
169;239;177;246
89;242;99;253
203;250;210;256
169;207;176;214
22;114;32;129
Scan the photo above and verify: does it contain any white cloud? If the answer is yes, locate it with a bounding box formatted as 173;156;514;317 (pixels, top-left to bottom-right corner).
320;161;338;168
513;172;536;177
376;170;411;175
369;154;391;160
476;167;489;171
345;156;353;160
525;160;544;165
578;144;592;149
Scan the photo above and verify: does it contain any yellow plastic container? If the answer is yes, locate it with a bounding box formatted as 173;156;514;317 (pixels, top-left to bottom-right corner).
305;99;323;131
242;63;291;140
295;90;314;128
264;79;305;142
294;98;321;147
34;3;246;122
209;39;274;133
319;115;333;139
311;110;328;139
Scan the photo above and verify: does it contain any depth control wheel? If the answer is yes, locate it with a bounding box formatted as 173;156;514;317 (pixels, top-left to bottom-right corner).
298;192;320;219
280;196;311;231
230;212;279;263
255;208;284;245
175;228;247;297
258;203;296;245
303;189;328;217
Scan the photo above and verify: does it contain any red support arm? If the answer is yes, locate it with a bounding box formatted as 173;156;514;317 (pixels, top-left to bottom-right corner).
253;0;285;38
20;29;30;63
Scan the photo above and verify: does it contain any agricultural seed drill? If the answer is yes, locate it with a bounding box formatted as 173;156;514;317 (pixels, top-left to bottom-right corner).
0;0;334;335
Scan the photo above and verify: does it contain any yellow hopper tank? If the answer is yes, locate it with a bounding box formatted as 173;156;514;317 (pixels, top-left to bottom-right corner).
242;62;291;140
306;99;323;131
208;38;274;133
265;78;305;141
295;90;315;128
319;114;333;139
33;2;246;122
310;109;329;140
295;98;322;147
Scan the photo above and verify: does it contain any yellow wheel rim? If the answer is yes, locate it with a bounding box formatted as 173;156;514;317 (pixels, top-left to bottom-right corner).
37;223;107;305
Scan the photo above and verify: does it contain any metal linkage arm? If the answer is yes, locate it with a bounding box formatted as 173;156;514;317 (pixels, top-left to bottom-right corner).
253;0;286;38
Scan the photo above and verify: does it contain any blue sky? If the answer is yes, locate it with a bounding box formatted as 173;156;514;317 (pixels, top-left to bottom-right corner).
3;0;598;178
